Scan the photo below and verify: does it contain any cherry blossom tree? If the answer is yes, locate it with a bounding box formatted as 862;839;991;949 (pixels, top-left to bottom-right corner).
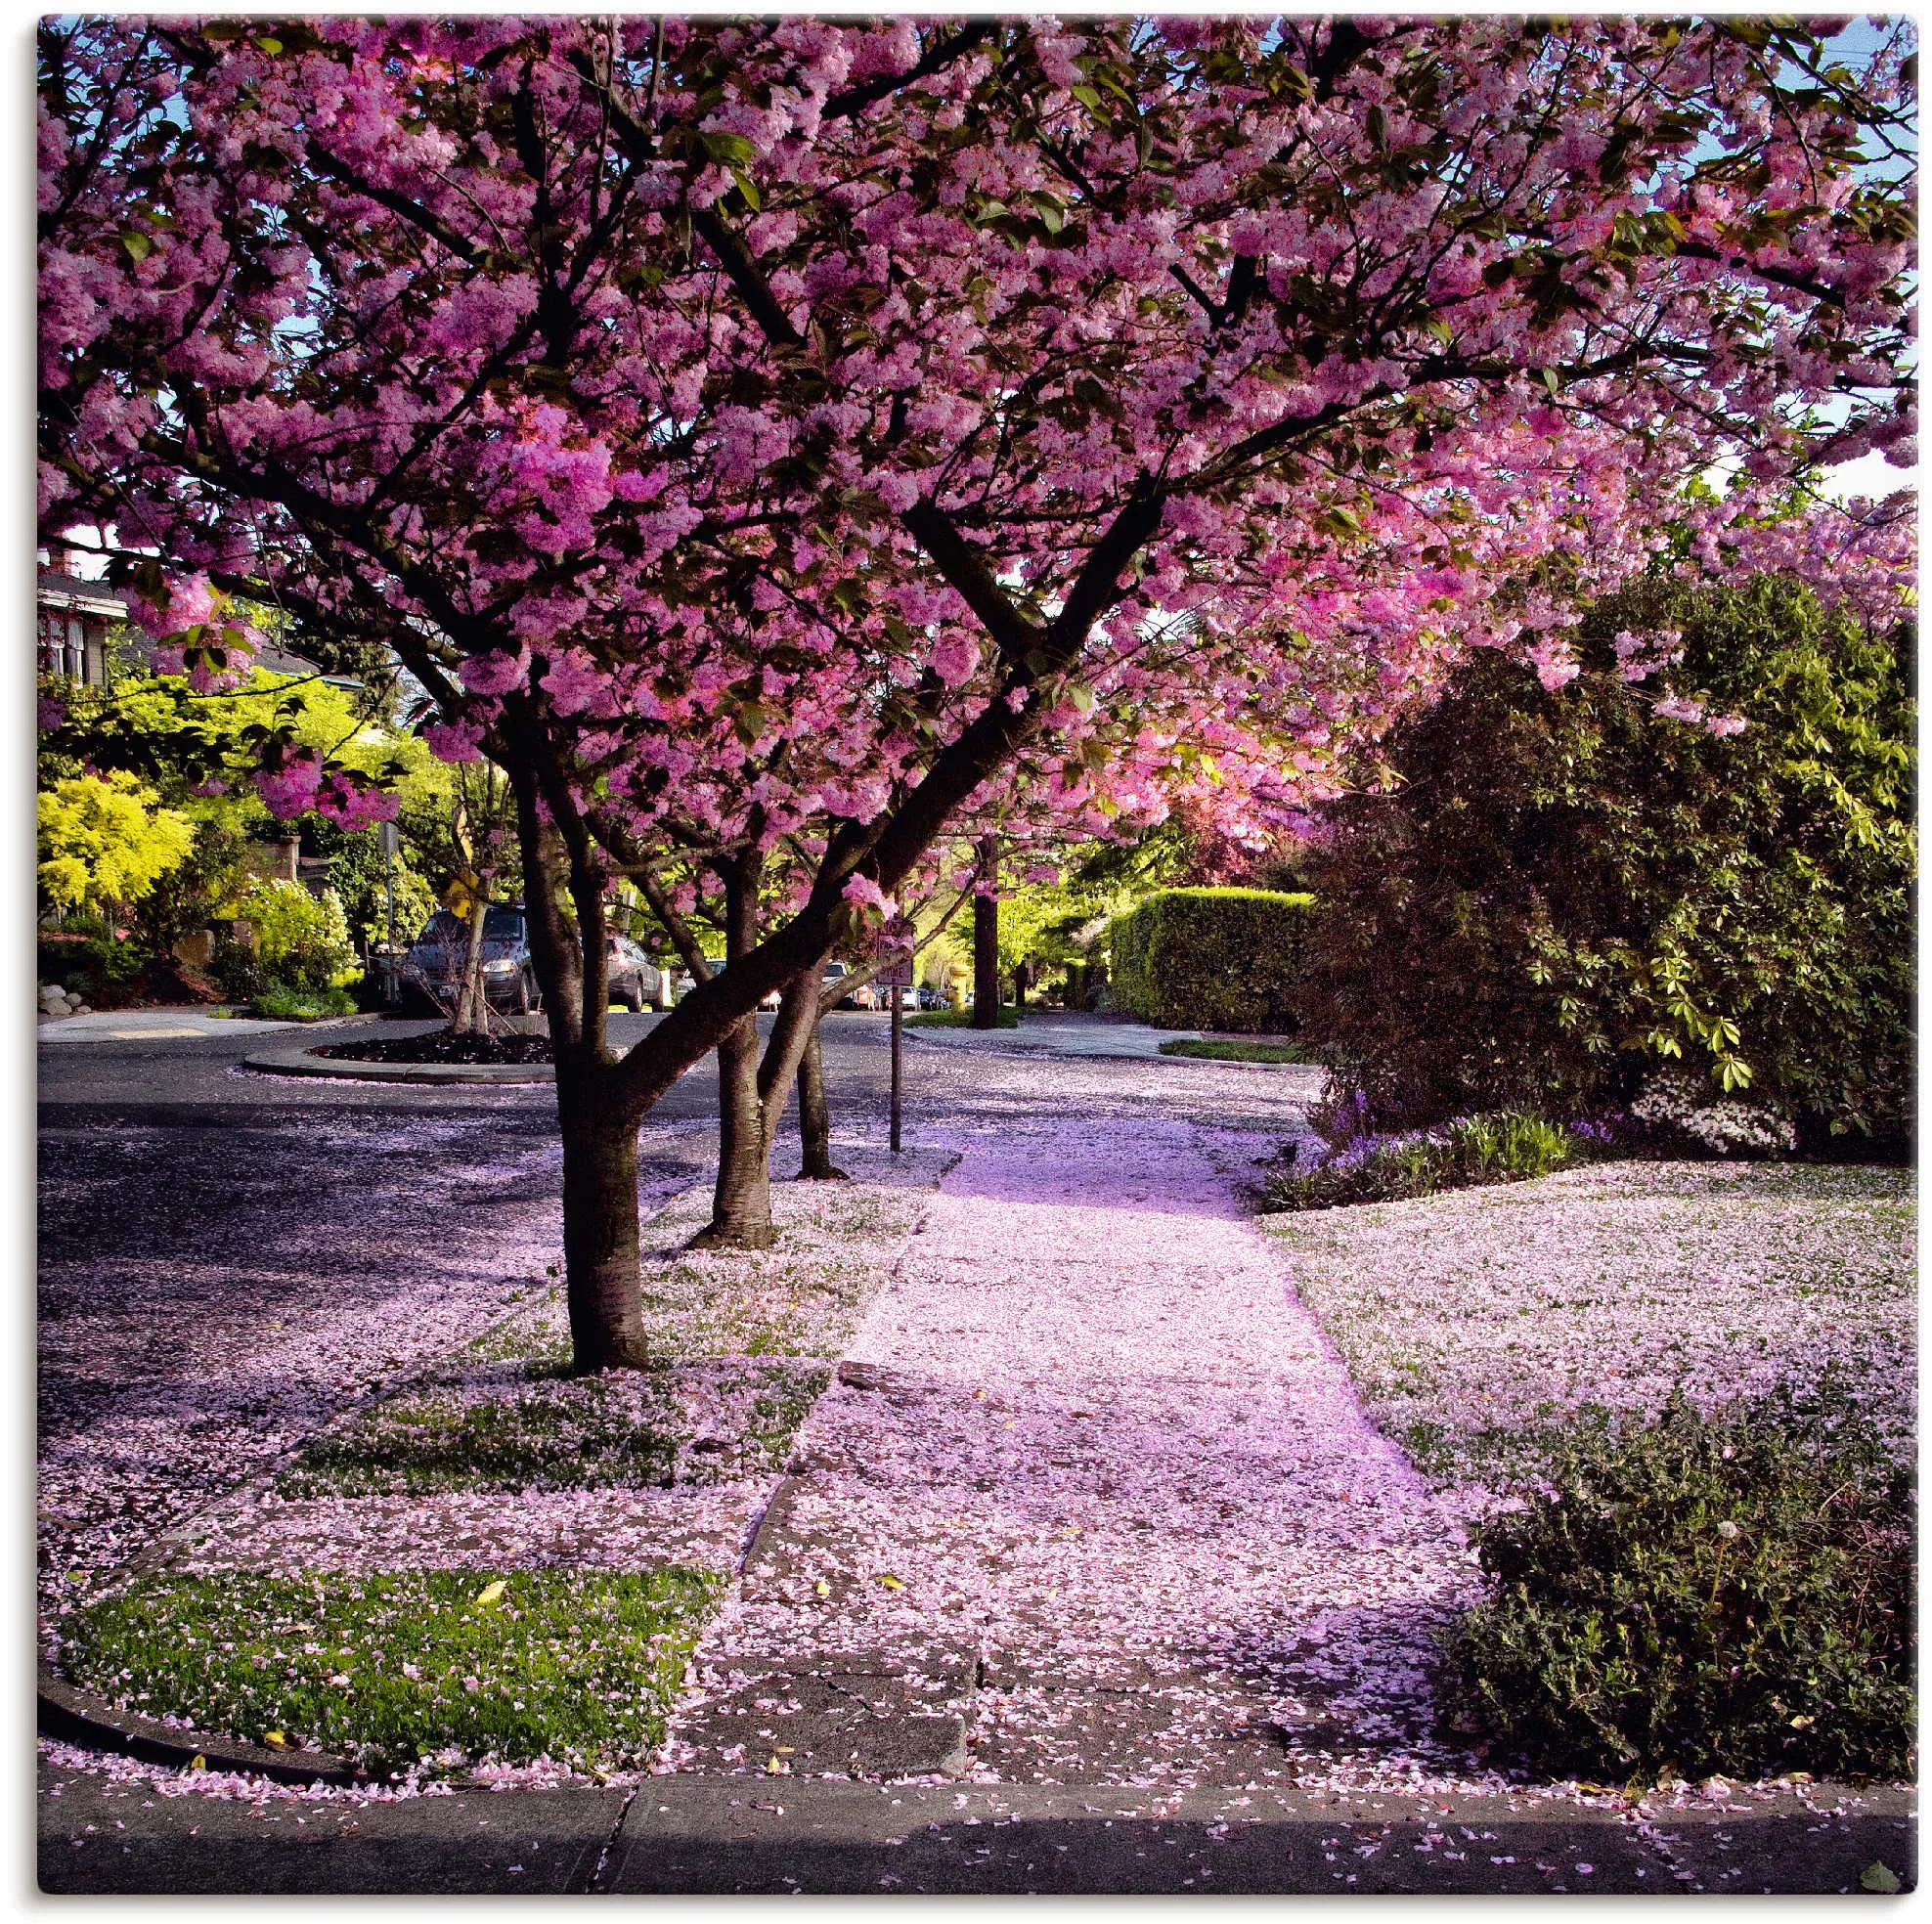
39;16;1913;1371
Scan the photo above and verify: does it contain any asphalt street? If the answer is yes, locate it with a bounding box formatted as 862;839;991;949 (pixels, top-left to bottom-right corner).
36;1007;900;1119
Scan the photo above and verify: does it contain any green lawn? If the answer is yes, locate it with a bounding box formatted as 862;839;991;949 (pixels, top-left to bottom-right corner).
64;1568;719;1775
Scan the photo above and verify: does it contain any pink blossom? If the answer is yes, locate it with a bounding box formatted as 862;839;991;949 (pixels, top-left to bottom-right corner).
423;721;485;764
841;873;896;918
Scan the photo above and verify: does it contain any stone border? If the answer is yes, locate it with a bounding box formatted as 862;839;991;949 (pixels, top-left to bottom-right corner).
38;1667;361;1788
241;1044;555;1085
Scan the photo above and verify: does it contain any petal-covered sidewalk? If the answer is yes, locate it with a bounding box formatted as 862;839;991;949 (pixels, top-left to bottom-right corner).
665;1112;1483;1792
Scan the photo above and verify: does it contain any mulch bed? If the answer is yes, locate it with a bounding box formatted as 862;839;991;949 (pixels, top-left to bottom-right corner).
314;1029;554;1066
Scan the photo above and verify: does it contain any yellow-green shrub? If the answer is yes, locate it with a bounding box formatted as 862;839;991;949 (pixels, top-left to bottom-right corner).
37;771;195;914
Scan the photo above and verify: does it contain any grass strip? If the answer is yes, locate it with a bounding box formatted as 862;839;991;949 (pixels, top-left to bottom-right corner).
1159;1037;1311;1063
63;1567;720;1777
905;1006;1019;1028
278;1361;830;1498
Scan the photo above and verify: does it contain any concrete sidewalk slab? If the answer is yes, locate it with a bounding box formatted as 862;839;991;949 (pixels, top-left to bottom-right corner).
38;1005;332;1042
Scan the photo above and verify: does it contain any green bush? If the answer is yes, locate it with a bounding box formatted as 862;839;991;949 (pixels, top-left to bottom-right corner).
1295;575;1914;1154
1441;1383;1915;1784
209;932;269;1002
1262;1109;1589;1210
38;933;149;996
234;879;359;992
1108;886;1315;1031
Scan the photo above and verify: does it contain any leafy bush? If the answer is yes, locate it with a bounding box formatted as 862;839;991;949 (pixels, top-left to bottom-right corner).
234;878;359;991
37;770;196;914
1262;1109;1592;1210
1295;576;1914;1155
38;933;150;996
1441;1383;1915;1783
1108;886;1316;1031
208;932;269;1002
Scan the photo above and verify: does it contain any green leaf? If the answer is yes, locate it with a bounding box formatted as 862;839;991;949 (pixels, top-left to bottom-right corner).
701;130;757;168
119;229;153;263
472;1580;506;1609
728;168;761;213
1861;1863;1902;1895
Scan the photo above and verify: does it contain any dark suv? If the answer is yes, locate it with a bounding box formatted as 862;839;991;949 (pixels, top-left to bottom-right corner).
401;906;542;1014
401;910;662;1016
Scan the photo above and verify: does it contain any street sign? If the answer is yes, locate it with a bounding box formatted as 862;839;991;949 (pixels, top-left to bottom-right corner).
876;950;915;988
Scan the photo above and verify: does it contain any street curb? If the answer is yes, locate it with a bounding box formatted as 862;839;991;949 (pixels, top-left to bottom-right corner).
241;1045;556;1085
37;1668;361;1788
901;1030;1325;1073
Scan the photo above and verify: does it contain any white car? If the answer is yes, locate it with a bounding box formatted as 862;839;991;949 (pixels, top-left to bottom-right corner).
822;961;879;1010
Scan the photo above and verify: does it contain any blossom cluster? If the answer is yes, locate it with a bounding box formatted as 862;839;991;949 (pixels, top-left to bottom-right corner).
35;16;1916;905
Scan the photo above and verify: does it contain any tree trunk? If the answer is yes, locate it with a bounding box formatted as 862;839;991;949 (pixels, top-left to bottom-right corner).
555;1053;652;1370
691;1009;778;1247
505;765;643;1376
972;894;1000;1028
453;886;490;1033
972;838;1000;1029
691;850;779;1248
795;1015;848;1179
1013;960;1030;1010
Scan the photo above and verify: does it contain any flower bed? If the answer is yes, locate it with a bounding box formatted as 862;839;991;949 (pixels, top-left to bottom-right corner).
314;1029;555;1065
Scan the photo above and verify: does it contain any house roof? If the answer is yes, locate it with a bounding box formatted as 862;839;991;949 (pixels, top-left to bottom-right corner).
37;571;128;622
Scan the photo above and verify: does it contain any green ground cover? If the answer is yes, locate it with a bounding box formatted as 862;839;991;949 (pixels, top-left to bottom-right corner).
1268;1160;1915;1783
1159;1038;1311;1064
63;1568;719;1775
1266;1160;1913;1486
62;1178;931;1779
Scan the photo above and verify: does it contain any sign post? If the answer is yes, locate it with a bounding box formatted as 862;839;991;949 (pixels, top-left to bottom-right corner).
876;949;915;1155
376;818;401;1007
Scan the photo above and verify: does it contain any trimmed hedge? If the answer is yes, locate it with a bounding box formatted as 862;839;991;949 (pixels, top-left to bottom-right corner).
1108;887;1315;1031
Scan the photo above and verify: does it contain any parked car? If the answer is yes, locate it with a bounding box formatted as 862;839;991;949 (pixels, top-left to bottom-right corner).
917;984;944;1011
604;934;660;1011
400;905;541;1014
821;960;879;1011
674;959;783;1010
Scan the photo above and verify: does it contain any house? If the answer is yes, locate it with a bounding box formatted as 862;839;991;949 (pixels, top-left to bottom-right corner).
36;570;123;685
37;557;346;686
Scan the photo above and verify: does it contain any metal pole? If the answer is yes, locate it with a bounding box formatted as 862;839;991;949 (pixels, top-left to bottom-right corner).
890;989;903;1155
379;818;400;1008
